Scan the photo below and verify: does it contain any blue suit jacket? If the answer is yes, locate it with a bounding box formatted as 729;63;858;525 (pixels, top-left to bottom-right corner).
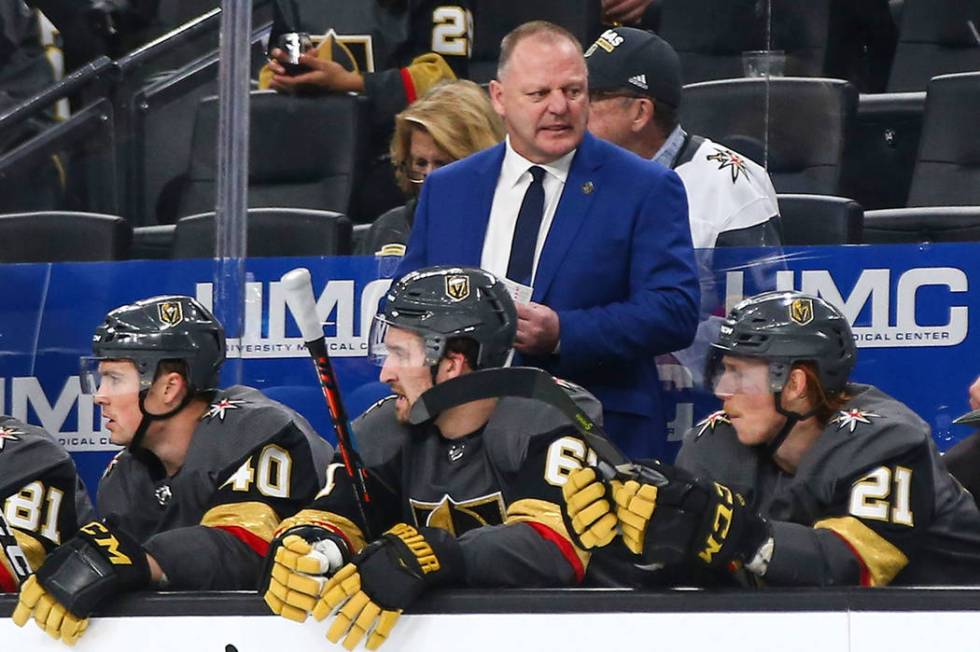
397;133;700;438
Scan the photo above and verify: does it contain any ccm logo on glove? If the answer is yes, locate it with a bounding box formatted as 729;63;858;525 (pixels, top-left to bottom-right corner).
79;522;133;565
697;483;742;565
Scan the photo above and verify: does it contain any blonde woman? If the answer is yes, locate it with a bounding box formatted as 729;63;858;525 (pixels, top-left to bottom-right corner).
361;80;504;255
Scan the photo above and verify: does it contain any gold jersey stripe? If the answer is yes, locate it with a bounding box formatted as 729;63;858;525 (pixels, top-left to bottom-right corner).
201;502;281;543
814;516;909;586
505;498;590;569
276;508;367;553
13;529;46;572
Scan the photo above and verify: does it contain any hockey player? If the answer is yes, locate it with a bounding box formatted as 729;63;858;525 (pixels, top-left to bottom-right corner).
563;291;980;586
12;295;334;643
585;27;781;249
262;266;601;650
0;416;93;592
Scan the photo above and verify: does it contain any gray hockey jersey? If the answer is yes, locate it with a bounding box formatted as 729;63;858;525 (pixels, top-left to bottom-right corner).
677;384;980;586
0;415;93;587
98;385;333;590
277;379;604;587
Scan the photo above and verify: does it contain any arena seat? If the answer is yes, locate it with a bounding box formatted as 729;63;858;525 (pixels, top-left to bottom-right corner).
862;206;980;243
681;77;858;196
0;211;131;262
469;0;602;83
906;72;980;207
657;0;832;83
777;194;863;245
887;0;980;92
171;207;352;258
172;91;369;222
840;91;925;210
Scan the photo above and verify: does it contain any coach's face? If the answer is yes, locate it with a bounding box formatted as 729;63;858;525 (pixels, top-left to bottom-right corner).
490;35;589;164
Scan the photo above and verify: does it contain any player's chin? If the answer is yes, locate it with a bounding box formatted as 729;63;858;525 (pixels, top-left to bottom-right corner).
393;395;411;423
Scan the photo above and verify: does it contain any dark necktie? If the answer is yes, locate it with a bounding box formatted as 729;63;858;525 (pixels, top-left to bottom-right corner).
506;165;546;285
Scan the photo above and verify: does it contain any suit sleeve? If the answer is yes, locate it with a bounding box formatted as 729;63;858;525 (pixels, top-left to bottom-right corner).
143;422;326;590
556;168;700;375
460;430;592;587
764;446;935;587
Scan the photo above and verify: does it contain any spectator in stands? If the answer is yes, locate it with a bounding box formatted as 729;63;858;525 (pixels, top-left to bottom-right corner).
360;80;504;255
260;0;473;221
945;376;980;504
586;27;781;249
600;0;658;27
397;21;700;460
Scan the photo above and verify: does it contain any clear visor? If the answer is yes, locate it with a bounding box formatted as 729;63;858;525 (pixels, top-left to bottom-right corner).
79;357;145;396
705;353;774;396
367;314;441;368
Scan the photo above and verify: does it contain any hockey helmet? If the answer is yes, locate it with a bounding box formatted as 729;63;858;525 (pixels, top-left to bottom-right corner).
706;290;856;396
81;295;226;394
369;266;517;369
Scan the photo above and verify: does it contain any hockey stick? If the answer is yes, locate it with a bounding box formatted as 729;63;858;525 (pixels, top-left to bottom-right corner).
281;268;373;540
409;366;668;486
0;508;32;587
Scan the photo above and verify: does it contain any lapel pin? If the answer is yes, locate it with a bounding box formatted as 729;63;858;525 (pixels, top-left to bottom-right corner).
581;181;594;195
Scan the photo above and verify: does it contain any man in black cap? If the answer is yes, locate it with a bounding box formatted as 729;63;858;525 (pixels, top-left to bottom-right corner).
585;27;782;249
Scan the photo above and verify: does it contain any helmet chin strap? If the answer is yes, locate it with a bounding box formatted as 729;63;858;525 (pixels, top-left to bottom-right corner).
764;390;819;459
129;388;195;459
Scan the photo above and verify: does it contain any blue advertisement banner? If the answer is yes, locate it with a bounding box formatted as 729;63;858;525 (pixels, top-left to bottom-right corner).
0;245;977;494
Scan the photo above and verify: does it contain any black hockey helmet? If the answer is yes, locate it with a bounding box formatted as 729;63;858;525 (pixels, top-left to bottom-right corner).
707;290;856;396
369;266;517;369
81;295;226;394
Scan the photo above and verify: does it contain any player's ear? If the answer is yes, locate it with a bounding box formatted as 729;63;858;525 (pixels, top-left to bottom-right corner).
784;367;809;405
160;371;189;405
440;351;470;380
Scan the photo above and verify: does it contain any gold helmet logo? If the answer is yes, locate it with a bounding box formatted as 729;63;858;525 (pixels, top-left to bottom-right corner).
445;275;470;302
789;298;813;326
158;301;184;327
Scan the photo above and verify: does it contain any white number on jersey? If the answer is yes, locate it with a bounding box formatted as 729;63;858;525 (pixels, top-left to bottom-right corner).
3;481;65;544
544;436;598;487
432;6;472;57
848;465;914;526
221;445;293;498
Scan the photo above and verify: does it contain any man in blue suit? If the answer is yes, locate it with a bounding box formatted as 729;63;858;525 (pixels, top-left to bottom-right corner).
396;21;699;460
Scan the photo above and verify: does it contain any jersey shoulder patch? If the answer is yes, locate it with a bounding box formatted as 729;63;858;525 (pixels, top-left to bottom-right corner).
695;410;732;439
704;146;750;183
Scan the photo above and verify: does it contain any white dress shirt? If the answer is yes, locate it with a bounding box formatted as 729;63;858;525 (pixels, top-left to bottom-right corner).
480;137;576;286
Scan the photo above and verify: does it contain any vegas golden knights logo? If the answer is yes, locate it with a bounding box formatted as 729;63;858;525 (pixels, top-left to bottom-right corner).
789;298;813;326
445;275;470;302
158;301;184;327
410;493;506;536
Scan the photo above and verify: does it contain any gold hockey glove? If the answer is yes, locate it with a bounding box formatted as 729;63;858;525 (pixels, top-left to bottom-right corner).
313;523;462;650
561;467;619;549
263;525;350;623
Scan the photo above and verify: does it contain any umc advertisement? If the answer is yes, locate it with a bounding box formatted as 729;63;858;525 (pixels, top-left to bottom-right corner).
0;244;976;493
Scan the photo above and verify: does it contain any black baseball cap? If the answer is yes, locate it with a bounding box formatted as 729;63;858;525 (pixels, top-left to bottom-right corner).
585;27;682;108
